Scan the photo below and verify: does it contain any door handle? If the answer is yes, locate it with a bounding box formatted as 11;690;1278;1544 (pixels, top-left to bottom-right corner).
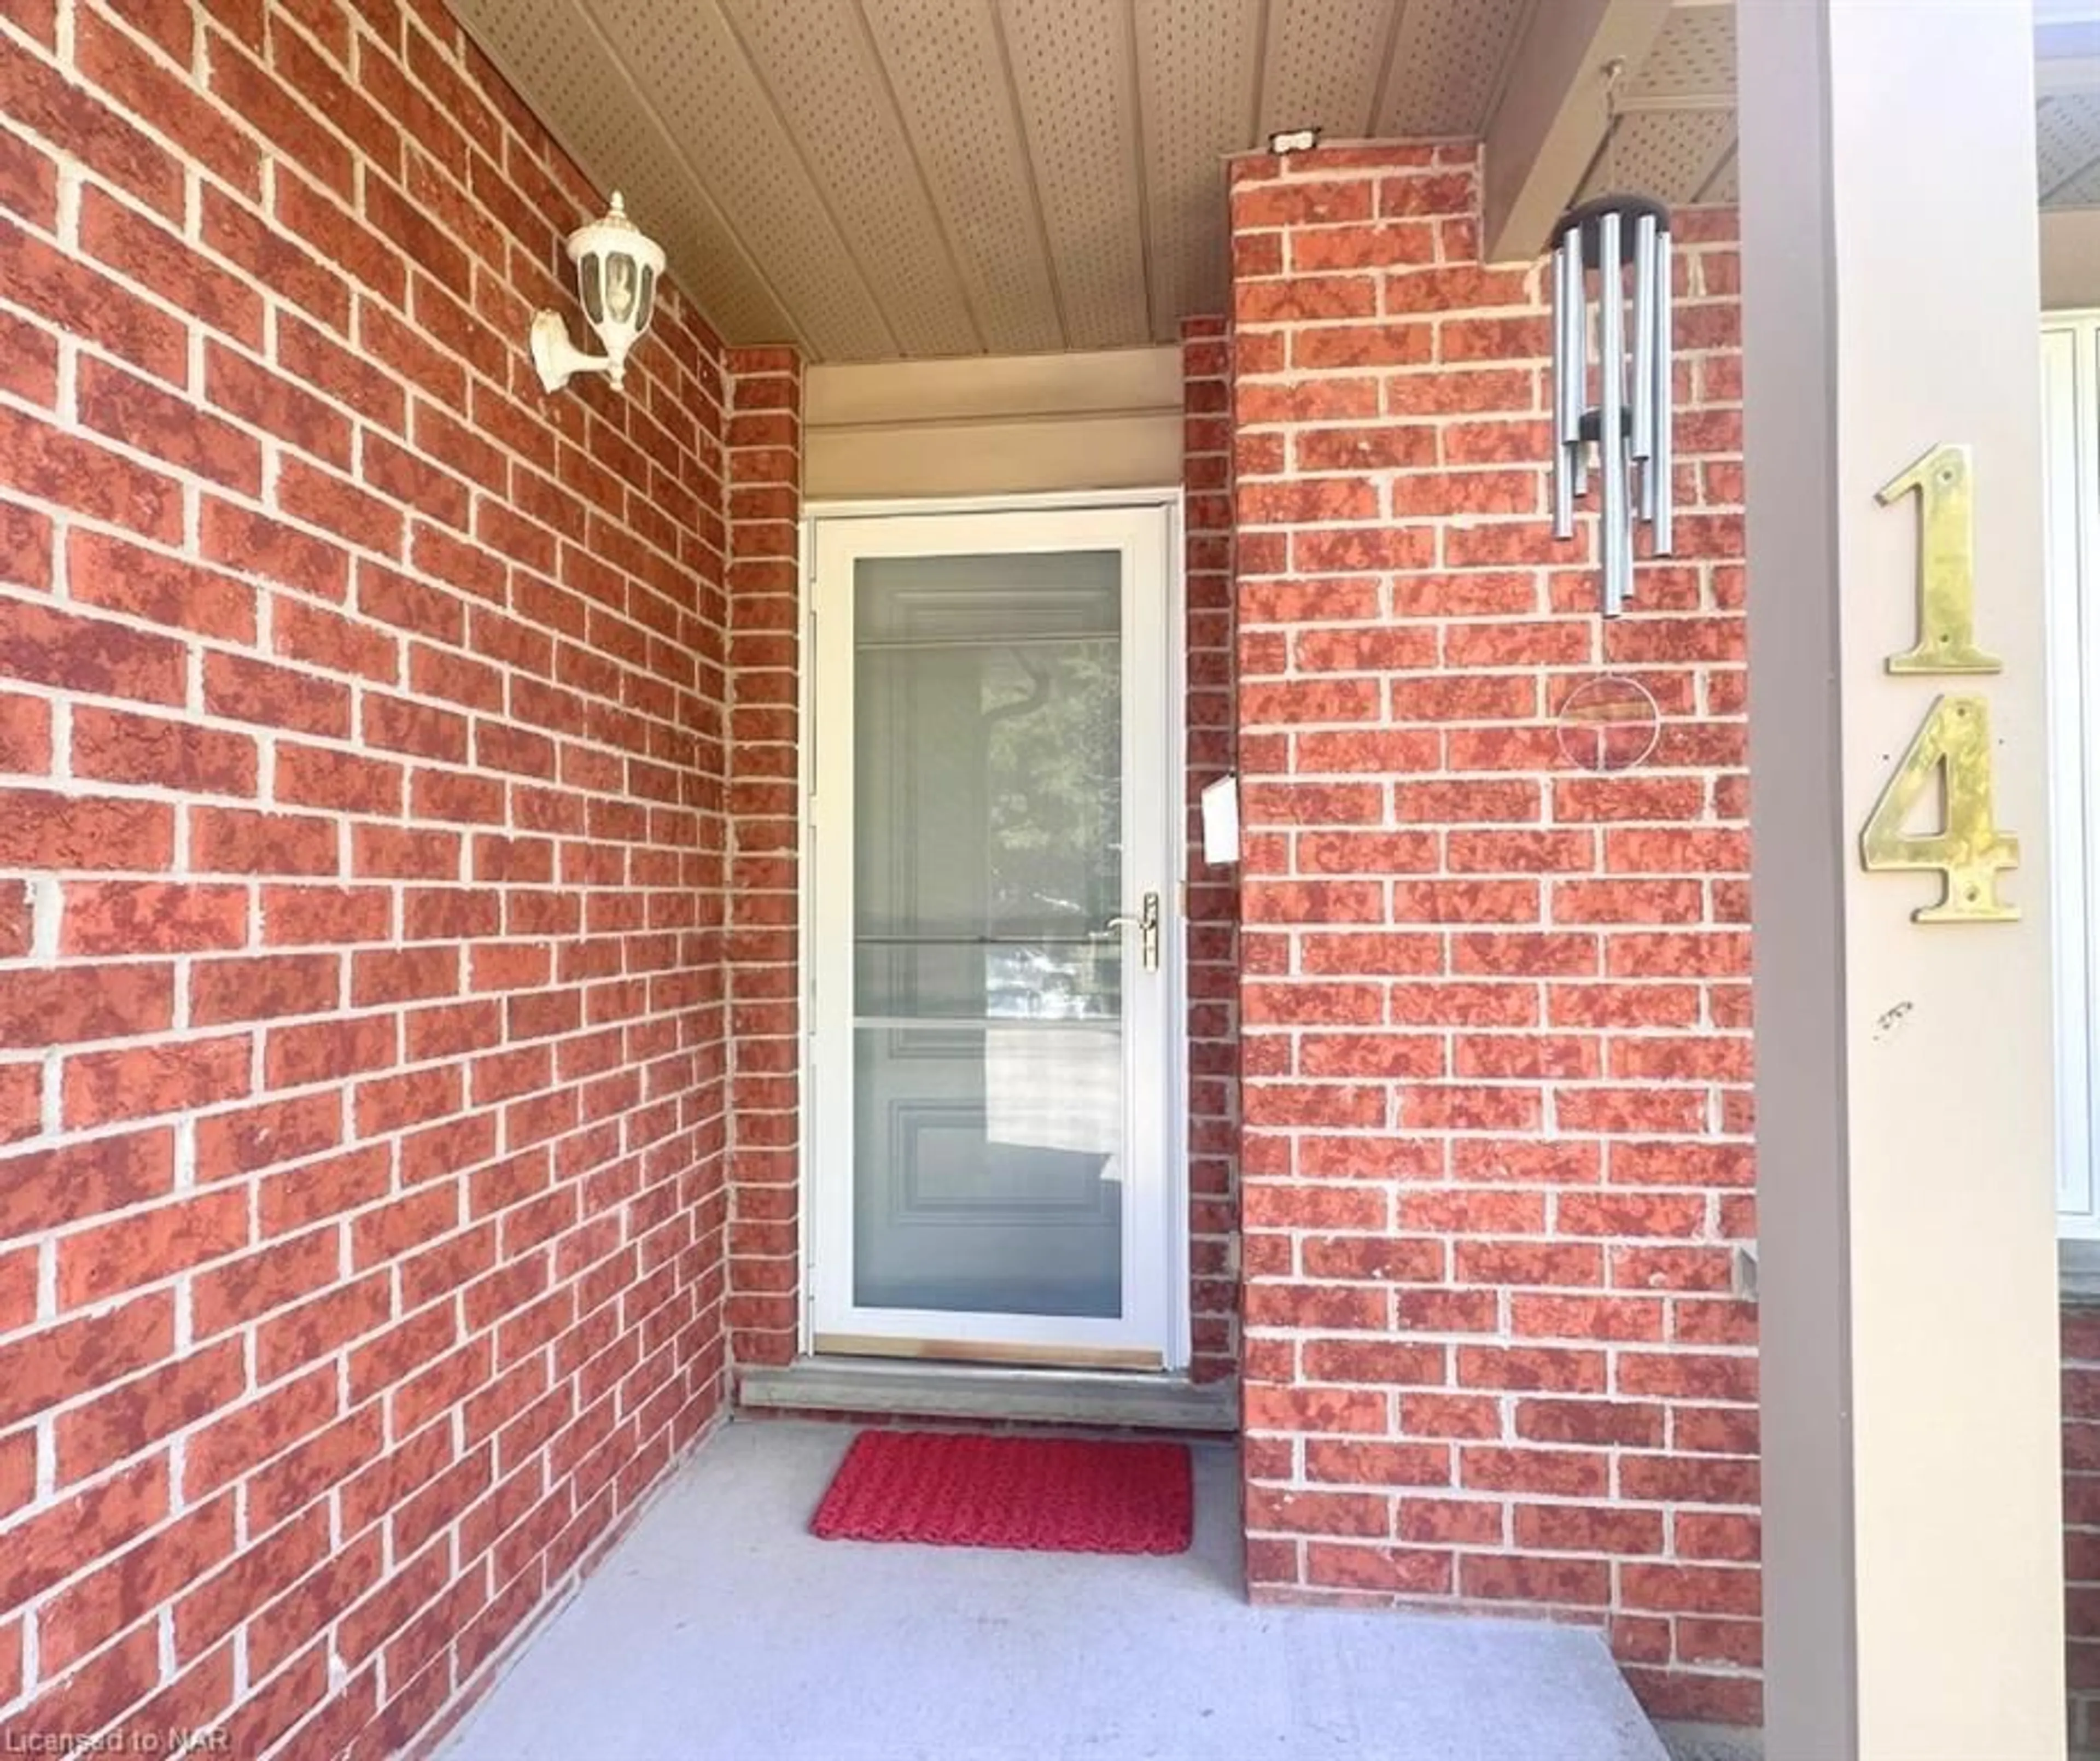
1100;891;1161;972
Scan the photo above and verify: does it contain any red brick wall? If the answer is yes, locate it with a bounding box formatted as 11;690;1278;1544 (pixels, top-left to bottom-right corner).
1226;144;1759;1724
0;3;738;1753
723;348;803;1372
2069;1309;2100;1752
1183;316;1241;1386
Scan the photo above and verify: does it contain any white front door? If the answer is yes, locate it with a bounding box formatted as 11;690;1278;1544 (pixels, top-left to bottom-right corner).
806;501;1181;1370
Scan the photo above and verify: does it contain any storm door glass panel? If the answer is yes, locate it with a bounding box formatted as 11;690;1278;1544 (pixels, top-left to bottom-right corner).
853;551;1124;1318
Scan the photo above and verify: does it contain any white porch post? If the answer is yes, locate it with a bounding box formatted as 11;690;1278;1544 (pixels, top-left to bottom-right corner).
1740;3;2067;1757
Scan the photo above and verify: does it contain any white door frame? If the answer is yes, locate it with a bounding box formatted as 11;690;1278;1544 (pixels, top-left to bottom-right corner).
797;489;1189;1371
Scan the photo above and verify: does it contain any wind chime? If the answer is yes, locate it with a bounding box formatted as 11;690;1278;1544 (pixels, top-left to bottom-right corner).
1549;75;1675;617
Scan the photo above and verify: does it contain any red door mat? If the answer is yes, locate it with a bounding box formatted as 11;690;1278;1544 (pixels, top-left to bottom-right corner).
809;1430;1193;1555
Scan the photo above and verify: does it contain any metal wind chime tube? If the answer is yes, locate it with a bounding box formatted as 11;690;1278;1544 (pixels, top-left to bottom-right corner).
1551;214;1586;545
1597;208;1628;617
1548;195;1676;617
1650;221;1673;557
1551;226;1579;534
1632;211;1656;504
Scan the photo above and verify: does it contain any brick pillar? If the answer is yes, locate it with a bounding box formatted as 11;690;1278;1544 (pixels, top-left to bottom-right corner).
724;348;804;1371
2066;1312;2100;1751
1182;317;1241;1386
1227;143;1759;1724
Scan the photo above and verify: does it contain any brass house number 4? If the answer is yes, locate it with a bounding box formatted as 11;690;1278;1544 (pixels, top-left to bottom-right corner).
1859;442;2020;923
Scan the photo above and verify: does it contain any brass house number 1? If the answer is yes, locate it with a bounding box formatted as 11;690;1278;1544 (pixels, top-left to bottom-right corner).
1859;441;2020;923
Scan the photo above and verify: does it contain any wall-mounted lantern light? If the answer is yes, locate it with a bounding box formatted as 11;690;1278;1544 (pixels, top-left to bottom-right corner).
528;193;666;395
1549;192;1675;617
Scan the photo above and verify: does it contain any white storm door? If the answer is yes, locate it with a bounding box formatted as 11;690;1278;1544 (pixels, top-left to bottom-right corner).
807;504;1177;1369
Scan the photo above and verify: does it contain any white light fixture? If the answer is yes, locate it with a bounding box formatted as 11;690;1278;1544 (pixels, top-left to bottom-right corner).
1549;193;1675;617
528;193;666;395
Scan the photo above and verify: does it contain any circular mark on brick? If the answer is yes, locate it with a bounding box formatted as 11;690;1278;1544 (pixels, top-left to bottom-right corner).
1556;675;1661;773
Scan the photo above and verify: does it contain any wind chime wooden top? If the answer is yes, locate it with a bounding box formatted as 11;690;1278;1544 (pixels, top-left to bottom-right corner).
1551;191;1675;619
1550;193;1672;260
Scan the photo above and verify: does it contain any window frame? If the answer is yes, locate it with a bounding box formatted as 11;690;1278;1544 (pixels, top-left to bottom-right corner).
2042;314;2100;1239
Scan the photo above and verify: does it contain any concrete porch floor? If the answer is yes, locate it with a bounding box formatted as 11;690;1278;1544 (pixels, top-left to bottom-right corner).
439;1419;1669;1761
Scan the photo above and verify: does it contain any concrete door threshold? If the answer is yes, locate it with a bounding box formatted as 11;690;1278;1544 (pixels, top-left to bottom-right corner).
737;1355;1238;1432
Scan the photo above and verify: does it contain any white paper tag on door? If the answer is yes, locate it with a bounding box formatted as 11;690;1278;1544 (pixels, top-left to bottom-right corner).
1200;774;1240;865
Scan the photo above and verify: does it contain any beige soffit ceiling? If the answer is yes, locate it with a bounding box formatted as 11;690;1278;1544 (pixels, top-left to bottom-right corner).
2036;9;2100;205
1577;0;1735;206
1591;4;2100;212
450;0;1542;361
452;1;2100;360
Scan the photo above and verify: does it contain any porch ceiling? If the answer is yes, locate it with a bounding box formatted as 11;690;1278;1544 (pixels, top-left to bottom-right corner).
451;0;2092;362
1601;3;2100;211
451;0;1708;361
